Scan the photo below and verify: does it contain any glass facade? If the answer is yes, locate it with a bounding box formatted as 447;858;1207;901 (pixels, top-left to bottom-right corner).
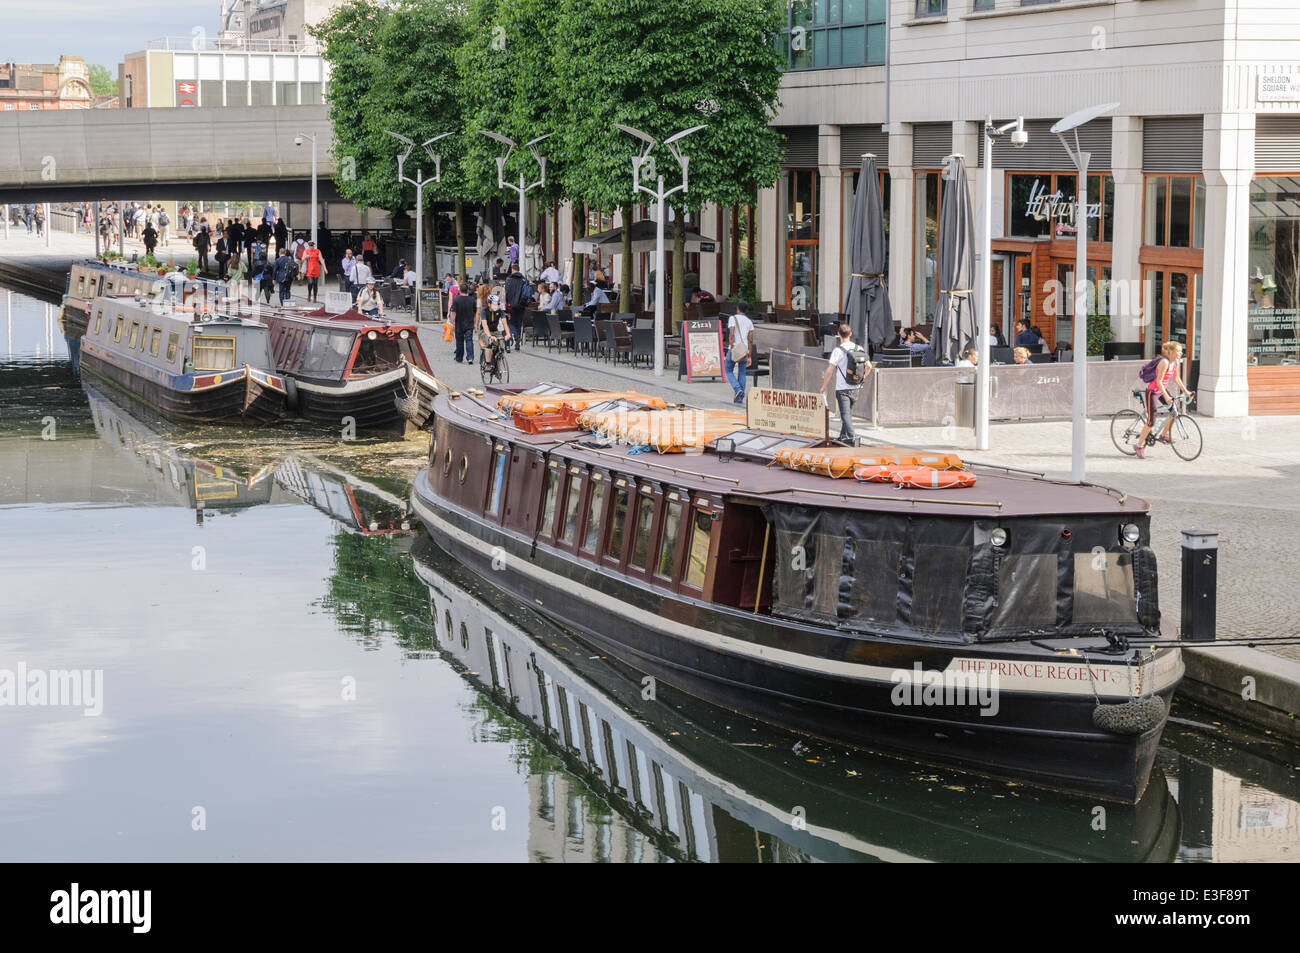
913;171;939;323
782;169;820;308
1007;172;1113;241
779;0;886;70
164;51;327;107
1143;174;1206;249
1247;175;1300;364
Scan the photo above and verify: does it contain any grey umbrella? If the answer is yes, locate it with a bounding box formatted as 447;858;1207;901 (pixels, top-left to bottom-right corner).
843;154;892;352
932;155;978;365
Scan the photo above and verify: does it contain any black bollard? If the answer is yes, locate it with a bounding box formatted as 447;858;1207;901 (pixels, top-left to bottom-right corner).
1180;530;1218;642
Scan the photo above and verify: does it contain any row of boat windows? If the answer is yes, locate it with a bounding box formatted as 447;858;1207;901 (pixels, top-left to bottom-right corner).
77;270;155;299
95;308;237;371
439;604;712;860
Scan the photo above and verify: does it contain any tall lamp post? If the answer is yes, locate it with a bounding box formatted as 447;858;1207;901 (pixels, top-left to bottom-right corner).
294;132;318;248
1052;102;1119;482
976;117;1027;450
386;131;451;299
480;131;550;282
614;123;705;377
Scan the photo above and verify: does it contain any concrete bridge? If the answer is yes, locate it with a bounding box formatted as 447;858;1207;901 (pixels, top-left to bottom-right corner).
0;105;340;203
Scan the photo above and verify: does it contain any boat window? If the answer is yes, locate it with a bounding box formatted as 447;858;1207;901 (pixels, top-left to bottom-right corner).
104;279;114;294
560;469;584;544
149;328;162;357
113;316;124;342
302;329;354;377
193;335;237;371
581;477;607;553
353;336;405;374
77;274;86;295
991;554;1059;630
655;500;683;578
487;448;508;515
684;508;714;590
93;309;103;335
165;332;180;364
911;544;969;635
128;321;141;349
1072;552;1139;625
630;492;656;571
605;482;631;560
539;466;560;538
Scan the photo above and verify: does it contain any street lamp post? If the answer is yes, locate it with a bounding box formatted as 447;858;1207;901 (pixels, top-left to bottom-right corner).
294;132;318;248
386;131;451;300
1052;102;1119;483
614;123;705;377
480;131;550;284
976;117;1027;450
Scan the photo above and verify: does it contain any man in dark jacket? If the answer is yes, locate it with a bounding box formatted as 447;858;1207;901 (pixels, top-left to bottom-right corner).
142;223;158;258
503;265;528;352
273;248;295;304
192;228;211;273
451;282;478;364
273;219;289;256
227;218;243;261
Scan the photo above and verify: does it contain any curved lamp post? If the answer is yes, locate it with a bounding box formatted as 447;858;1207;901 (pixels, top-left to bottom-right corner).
480;130;549;282
386;130;452;296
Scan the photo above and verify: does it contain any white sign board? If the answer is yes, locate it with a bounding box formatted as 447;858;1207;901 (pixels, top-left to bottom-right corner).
1258;74;1300;102
324;291;352;314
746;387;828;439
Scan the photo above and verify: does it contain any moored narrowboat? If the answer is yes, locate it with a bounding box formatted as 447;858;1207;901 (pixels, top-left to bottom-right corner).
257;306;440;435
61;259;229;341
410;383;1184;802
79;294;286;425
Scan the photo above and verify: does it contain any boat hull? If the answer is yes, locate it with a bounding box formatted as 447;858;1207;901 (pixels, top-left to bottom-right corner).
81;344;285;426
411;469;1181;802
60;300;90;339
291;364;437;435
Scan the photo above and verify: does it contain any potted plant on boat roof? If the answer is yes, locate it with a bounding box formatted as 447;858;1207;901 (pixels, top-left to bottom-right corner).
185;259;199;278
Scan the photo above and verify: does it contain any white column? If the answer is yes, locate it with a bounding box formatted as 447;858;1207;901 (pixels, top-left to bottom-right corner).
757;181;779;306
817;124;842;315
1109;116;1144;343
888;123;914;326
558;200;574;281
1198;112;1254;418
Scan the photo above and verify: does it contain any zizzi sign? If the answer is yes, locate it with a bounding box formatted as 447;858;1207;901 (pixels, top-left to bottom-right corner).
1025;179;1100;232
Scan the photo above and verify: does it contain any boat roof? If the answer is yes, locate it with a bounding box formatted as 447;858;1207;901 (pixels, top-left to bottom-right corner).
95;294;270;330
439;384;1149;519
255;303;420;334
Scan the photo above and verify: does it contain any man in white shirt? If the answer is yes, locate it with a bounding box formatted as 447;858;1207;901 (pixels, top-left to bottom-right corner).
403;267;417;288
352;258;373;292
821;323;870;443
540;261;561;285
724;302;756;404
955;346;978;367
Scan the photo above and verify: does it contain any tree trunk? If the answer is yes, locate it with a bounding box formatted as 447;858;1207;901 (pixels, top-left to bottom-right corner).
672;213;685;334
620;200;633;312
454;201;466;283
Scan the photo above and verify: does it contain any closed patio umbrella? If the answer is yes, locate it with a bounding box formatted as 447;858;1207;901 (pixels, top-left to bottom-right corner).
572;219;717;256
843;154;892;352
932;155;978;365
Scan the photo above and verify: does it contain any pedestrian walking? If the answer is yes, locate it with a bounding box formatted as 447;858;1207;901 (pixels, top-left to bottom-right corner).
215;235;231;280
142;223;158;259
341;248;358;300
504;264;528;351
451;282;478;363
301;241;326;302
723;302;755;404
193;227;211;274
273;248;295;305
821;323;871;444
158;207;170;246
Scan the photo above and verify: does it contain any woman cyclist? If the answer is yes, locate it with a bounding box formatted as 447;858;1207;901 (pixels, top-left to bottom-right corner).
1134;340;1193;458
476;284;512;373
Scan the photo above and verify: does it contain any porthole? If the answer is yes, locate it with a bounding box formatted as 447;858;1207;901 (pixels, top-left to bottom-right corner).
443;448;453;477
458;455;468;484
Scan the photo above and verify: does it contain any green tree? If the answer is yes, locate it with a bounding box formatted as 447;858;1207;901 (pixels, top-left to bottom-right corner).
560;0;785;326
87;64;116;96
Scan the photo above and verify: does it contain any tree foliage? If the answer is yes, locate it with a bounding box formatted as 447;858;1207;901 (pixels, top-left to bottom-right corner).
87;64;116;96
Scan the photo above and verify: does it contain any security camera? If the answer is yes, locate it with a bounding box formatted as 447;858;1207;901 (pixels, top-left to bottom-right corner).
294;135;304;147
1010;128;1029;148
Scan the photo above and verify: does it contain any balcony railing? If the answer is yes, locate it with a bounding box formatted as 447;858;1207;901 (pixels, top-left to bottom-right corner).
146;36;318;54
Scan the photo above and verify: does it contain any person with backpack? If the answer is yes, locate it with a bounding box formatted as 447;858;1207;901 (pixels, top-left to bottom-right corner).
821;323;871;444
724;301;755;404
273;248;296;305
1134;340;1192;458
158;207;171;246
504;264;528;352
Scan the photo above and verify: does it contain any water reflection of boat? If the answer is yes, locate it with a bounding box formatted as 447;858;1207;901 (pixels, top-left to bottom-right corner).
83;378;275;513
412;538;1181;863
275;455;414;537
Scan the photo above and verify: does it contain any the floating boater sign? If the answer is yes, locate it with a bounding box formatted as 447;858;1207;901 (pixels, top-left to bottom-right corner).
746;387;828;439
323;291;351;314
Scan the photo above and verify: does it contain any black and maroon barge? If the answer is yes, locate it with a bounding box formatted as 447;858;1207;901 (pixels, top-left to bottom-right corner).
410;384;1184;802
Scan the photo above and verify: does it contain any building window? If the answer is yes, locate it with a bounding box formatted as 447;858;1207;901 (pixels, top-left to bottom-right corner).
779;0;887;71
1007;172;1113;241
915;0;946;15
783;168;819;308
973;0;995;8
1143;174;1205;249
1247;175;1300;365
914;171;941;324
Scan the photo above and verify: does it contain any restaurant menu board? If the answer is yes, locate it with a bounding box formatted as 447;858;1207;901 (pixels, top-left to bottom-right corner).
683;319;725;382
323;291;351;314
746;387;828;439
417;288;443;323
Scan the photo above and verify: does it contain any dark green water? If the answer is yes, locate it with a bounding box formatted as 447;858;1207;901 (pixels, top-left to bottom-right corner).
1;284;1297;862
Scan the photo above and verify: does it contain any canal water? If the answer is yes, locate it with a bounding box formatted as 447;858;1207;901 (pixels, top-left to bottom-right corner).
1;283;1297;862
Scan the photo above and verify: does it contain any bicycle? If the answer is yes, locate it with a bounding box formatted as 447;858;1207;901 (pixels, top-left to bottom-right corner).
479;341;509;385
1110;391;1202;461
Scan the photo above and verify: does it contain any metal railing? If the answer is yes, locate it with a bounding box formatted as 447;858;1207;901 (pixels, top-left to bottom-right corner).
146;36;317;53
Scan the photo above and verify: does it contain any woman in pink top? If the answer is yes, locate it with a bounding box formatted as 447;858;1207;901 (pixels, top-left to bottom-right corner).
1135;340;1192;457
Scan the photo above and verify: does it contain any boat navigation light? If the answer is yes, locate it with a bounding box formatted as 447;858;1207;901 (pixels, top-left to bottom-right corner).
1121;523;1141;547
367;330;378;340
399;329;410;339
989;527;1009;548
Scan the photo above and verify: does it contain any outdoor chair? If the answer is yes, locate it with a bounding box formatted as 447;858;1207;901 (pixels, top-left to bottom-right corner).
595;319;613;361
698;301;721;317
991;346;1013;364
611;321;634;364
547;312;574;352
630;328;654;368
717;301;739;316
529;310;551;347
875;354;912;369
574;314;597;355
1028;353;1054;364
614;312;636;324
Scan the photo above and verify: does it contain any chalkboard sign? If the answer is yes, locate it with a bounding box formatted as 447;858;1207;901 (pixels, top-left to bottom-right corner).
417;287;443;323
683;318;725;382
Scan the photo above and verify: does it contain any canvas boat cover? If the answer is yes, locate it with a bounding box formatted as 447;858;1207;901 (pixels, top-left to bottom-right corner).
774;445;965;479
498;390;668;417
576;407;748;453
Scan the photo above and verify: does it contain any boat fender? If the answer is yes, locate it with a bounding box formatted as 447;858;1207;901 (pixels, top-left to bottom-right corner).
396;393;421;421
283;376;299;411
1091;695;1166;735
